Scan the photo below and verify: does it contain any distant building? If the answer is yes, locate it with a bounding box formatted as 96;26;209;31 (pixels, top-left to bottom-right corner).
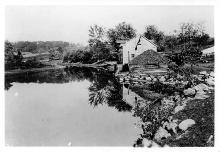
117;35;158;65
22;52;50;62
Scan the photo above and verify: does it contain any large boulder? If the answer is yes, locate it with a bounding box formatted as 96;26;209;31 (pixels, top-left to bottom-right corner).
194;91;210;100
206;77;214;86
178;119;195;131
154;127;171;141
193;83;210;92
184;88;196;96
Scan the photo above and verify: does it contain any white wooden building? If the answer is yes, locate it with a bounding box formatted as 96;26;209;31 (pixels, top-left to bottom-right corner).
118;35;158;65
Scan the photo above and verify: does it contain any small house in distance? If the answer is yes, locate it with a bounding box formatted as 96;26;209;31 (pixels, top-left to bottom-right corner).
22;52;50;62
117;35;158;65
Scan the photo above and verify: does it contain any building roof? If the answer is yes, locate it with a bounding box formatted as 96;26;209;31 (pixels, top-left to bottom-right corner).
130;49;167;65
116;35;158;48
140;35;158;47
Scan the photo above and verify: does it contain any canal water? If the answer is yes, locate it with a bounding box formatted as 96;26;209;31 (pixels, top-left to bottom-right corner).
5;67;143;146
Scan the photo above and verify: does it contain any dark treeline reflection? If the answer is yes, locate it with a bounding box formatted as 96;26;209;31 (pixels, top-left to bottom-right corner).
5;67;132;112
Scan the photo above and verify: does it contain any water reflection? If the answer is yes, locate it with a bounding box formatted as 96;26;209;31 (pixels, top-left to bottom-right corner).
5;67;141;146
5;67;133;112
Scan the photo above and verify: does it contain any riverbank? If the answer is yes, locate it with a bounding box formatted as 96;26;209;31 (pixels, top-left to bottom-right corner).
5;65;65;76
117;68;214;147
5;61;117;76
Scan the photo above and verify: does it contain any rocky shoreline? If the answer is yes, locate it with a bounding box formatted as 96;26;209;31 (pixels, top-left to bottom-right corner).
117;70;214;147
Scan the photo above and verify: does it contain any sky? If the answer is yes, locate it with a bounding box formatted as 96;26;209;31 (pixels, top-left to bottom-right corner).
5;5;214;45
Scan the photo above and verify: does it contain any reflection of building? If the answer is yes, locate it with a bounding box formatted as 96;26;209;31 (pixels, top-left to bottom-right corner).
122;84;143;106
117;35;158;65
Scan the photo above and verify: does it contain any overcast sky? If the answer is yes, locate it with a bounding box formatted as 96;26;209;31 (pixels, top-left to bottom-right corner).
5;6;214;45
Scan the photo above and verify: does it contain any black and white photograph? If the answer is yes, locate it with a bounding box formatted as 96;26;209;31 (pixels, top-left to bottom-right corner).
1;2;217;149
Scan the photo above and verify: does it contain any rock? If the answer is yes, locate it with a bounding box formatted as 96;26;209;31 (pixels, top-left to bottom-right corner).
194;93;209;100
182;81;189;86
153;78;157;82
206;77;214;86
161;98;175;107
133;77;139;81
142;138;152;147
195;89;210;100
145;77;152;81
150;75;155;79
178;119;195;131
210;72;214;77
163;121;178;134
125;77;130;81
184;88;196;96
143;139;160;147
174;105;185;113
177;74;183;79
154;127;171;141
159;76;166;82
174;95;181;102
181;97;193;105
206;135;214;146
151;141;160;147
193;83;210;92
200;71;208;76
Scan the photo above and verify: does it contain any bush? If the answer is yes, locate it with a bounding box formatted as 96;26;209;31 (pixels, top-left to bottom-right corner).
148;81;178;95
167;52;185;66
21;58;44;69
63;50;93;64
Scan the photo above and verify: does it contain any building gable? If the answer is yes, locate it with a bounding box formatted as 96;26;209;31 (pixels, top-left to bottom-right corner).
122;36;158;64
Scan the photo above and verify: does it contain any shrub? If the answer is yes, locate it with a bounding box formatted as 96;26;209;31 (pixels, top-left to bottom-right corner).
148;81;177;95
21;58;44;69
63;50;93;64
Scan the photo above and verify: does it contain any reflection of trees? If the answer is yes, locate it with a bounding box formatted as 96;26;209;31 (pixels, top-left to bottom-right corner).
5;66;133;112
5;67;94;90
88;73;132;112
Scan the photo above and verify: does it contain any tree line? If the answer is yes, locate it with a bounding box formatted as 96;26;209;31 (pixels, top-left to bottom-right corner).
5;21;214;70
64;21;214;64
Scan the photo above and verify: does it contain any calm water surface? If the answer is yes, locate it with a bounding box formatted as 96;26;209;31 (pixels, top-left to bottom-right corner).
5;67;142;146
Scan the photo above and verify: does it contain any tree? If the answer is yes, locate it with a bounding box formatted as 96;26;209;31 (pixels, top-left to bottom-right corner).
89;41;111;61
143;25;165;51
5;41;14;63
144;25;164;42
88;25;105;46
5;40;23;69
177;22;211;48
163;35;178;50
107;22;136;50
